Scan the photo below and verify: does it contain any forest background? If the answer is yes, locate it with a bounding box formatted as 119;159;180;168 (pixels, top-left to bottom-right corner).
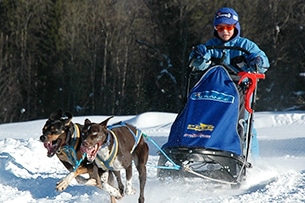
0;0;305;123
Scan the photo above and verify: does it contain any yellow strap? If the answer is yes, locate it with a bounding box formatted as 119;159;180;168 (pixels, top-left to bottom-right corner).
96;130;119;170
72;124;80;149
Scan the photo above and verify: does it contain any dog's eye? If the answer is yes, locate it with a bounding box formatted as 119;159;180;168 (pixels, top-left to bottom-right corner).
93;135;99;140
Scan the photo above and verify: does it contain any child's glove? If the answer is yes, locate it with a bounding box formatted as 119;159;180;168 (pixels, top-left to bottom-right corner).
189;45;211;71
249;56;263;69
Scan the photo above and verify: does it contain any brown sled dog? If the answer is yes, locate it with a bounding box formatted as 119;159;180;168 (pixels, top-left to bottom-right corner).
40;109;104;191
80;117;149;203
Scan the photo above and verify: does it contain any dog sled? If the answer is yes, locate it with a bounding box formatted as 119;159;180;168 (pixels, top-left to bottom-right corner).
156;46;265;188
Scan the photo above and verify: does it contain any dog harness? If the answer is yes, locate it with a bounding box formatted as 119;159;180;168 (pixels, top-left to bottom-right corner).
108;121;143;153
96;130;119;170
95;122;143;170
56;124;84;171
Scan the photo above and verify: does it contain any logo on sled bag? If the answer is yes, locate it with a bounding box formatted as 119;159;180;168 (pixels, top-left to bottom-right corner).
187;123;214;131
191;90;234;103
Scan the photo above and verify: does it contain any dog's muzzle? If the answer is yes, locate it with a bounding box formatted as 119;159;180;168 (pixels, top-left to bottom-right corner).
80;142;99;162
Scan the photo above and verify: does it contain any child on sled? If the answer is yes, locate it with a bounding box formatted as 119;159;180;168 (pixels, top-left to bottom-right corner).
189;7;270;158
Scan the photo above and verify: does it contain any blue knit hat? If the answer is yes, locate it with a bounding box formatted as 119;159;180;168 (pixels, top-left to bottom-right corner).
213;7;240;40
214;7;239;26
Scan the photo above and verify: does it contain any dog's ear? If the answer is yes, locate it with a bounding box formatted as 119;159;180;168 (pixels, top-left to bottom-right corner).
63;111;73;120
49;109;63;120
84;118;91;126
82;119;91;138
60;111;73;126
99;116;114;127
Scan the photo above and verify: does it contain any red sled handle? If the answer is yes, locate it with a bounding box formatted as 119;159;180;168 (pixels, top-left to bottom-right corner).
238;72;265;113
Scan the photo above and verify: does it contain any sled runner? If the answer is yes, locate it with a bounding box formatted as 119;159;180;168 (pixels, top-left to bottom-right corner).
157;47;265;188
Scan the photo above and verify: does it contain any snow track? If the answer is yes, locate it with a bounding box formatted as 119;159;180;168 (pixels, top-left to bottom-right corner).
0;111;305;202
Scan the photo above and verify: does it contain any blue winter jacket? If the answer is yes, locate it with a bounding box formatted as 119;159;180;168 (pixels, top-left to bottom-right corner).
191;21;270;74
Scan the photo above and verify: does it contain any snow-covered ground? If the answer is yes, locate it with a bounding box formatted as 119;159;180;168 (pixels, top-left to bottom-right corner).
1;111;305;203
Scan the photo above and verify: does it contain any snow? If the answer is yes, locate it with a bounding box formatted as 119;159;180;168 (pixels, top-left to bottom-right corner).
1;111;305;203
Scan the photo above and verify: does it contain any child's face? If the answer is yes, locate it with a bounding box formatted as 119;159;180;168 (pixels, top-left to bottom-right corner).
215;24;235;41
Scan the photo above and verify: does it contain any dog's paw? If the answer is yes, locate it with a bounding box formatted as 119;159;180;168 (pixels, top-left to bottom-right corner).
115;195;123;200
56;179;69;191
112;191;122;200
125;187;136;196
86;178;97;186
103;183;122;199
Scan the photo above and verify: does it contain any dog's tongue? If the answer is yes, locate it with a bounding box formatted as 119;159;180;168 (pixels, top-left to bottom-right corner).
81;144;99;162
44;141;58;157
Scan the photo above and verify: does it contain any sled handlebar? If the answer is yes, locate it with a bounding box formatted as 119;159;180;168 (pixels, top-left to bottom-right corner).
238;72;265;113
188;46;252;76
